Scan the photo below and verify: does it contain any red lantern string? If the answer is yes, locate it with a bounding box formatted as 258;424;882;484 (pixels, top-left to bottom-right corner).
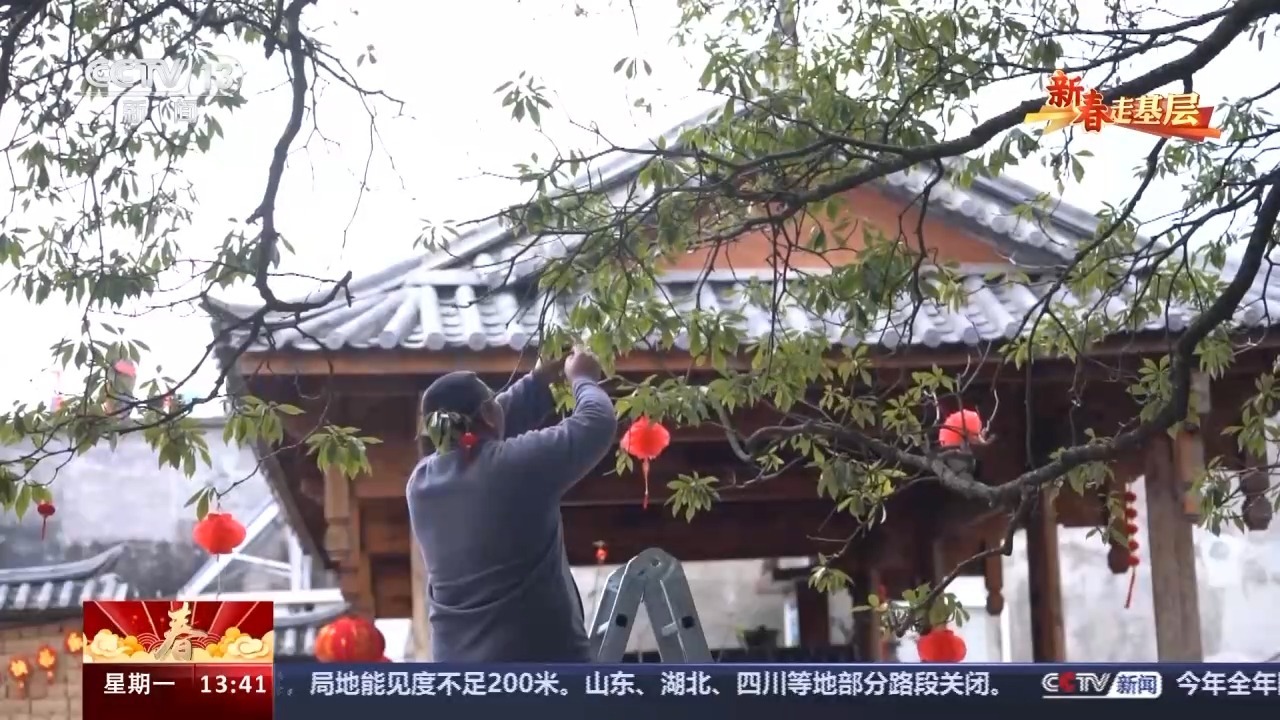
1122;490;1140;609
938;409;984;448
619;417;671;509
36;501;55;541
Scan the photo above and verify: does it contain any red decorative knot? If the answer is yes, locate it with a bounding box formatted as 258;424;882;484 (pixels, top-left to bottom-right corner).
36;501;55;541
1122;487;1140;609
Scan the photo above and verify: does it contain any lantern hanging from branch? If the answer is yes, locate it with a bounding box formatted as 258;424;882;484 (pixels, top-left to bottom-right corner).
36;500;55;541
35;646;57;680
916;626;966;663
314;616;385;663
619;416;670;509
938;409;984;449
192;511;246;556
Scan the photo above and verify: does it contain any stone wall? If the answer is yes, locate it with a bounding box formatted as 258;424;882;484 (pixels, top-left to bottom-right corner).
0;620;82;720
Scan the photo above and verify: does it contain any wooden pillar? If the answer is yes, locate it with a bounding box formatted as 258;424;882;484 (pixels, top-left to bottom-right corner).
795;581;830;649
1025;487;1066;661
409;537;432;661
1144;433;1204;660
850;564;883;662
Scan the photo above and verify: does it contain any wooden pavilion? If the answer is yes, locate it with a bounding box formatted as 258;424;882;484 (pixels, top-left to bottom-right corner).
208;120;1278;663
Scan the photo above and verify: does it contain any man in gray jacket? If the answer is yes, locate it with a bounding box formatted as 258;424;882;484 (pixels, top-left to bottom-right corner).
407;351;617;662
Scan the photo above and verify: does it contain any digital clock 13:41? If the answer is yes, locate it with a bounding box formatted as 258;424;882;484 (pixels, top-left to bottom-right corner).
201;675;268;694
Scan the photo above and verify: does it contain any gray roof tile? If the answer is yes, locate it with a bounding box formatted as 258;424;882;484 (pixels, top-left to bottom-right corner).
0;545;134;617
274;603;349;658
213;263;1280;355
206;108;1276;355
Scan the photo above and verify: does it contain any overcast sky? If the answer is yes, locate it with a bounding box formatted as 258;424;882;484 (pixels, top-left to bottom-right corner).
3;0;1276;406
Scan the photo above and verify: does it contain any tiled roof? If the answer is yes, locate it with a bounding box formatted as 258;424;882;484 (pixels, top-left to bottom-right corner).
205;107;1276;356
274;603;349;658
211;259;1280;355
0;544;134;619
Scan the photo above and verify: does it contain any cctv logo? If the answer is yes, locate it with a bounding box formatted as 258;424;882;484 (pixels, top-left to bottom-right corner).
1041;671;1162;699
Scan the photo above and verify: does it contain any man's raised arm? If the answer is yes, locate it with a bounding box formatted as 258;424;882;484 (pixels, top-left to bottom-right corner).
494;357;562;438
496;353;617;495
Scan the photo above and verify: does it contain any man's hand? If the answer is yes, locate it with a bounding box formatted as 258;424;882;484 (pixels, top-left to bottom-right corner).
532;354;565;383
565;350;603;382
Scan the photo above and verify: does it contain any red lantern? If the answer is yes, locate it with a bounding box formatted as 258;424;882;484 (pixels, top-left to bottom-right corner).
593;541;608;565
619;416;670;509
192;512;246;555
917;626;966;663
938;409;983;448
36;501;55;541
314;616;385;663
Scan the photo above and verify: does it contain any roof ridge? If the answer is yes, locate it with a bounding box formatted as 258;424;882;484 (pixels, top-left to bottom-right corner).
0;543;126;585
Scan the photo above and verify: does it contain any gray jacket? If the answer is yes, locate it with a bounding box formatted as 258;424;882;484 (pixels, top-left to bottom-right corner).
407;374;617;662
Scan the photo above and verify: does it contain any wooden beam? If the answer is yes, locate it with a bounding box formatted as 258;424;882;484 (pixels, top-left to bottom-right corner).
849;563;884;662
1025;487;1066;662
1143;434;1204;661
795;581;830;648
322;466;353;564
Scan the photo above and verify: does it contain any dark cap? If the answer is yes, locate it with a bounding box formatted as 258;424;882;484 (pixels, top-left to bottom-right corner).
420;371;493;420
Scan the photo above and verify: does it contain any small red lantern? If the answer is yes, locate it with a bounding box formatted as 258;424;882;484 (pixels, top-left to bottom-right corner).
35;646;56;680
593;541;608;565
1122;490;1140;609
619;416;670;509
314;616;385;663
192;512;246;555
917;626;966;663
36;500;55;541
938;409;984;448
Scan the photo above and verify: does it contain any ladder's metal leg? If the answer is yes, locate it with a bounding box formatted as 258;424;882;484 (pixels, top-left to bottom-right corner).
587;558;647;662
638;549;713;663
586;547;712;664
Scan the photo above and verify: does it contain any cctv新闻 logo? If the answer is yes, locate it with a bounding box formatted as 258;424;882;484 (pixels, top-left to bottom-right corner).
82;56;243;99
1041;670;1162;699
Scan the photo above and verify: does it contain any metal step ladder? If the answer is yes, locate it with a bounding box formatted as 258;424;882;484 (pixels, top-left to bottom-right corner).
587;547;713;663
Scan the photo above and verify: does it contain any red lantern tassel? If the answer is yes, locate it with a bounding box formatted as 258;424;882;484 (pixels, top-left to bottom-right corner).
1124;567;1137;609
641;459;650;510
41;518;47;540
